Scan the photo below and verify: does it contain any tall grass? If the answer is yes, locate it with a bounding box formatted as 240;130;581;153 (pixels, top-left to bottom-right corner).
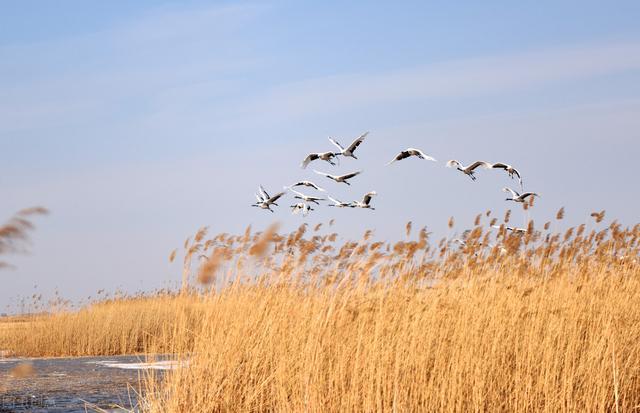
3;209;640;411
0;294;202;357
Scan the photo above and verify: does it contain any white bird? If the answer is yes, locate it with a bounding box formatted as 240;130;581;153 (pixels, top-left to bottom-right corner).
290;202;314;216
502;187;540;203
301;152;339;169
286;187;325;205
492;163;523;188
328;131;368;159
491;225;527;234
387;148;437;165
252;186;286;212
352;191;377;210
313;170;362;185
289;181;326;192
446;160;492;181
327;196;354;208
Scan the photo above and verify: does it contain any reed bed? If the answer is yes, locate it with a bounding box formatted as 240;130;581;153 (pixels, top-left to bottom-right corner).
0;294;203;357
137;213;640;412
3;209;640;411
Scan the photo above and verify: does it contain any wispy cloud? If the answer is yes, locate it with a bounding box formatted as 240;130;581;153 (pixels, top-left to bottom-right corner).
0;3;266;134
239;40;640;123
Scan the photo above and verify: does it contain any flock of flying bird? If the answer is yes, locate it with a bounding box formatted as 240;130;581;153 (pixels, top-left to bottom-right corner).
251;132;539;218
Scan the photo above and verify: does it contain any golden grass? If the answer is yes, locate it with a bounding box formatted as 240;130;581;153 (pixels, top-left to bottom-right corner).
0;295;203;357
142;273;640;412
3;212;640;411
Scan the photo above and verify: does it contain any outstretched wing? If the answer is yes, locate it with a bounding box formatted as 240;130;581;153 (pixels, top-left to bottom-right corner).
387;151;410;165
268;191;286;203
521;192;539;200
362;191;377;205
512;167;522;181
309;182;325;191
446;160;460;168
300;181;325;192
313;170;334;180
492;163;509;170
339;170;362;180
346;131;368;153
328;137;344;152
502;187;519;198
301;153;319;169
287;187;305;197
408;148;436;162
468;161;492;171
259;185;270;200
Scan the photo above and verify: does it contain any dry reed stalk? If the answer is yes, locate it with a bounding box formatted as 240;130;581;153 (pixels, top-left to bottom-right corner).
0;207;48;268
3;215;639;412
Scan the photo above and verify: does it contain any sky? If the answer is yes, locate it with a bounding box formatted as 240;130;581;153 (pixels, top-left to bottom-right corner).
1;1;639;310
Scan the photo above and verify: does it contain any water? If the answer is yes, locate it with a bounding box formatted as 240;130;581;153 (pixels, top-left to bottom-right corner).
0;355;173;412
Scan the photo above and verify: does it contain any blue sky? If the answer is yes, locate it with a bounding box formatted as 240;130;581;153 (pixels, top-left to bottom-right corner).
2;1;639;310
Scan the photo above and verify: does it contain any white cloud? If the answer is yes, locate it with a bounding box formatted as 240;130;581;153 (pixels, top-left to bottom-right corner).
238;40;640;123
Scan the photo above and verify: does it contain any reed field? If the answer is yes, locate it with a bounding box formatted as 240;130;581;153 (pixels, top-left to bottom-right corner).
2;208;640;412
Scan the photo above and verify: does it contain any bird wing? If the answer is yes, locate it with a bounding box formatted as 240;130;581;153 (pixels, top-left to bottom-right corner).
409;148;436;161
468;161;492;171
259;185;270;200
387;151;409;165
339;170;362;180
268;191;286;203
512;168;522;180
288;187;305;197
521;192;539;200
446;160;460;168
346;132;368;153
301;153;319;169
328;137;344;152
255;193;264;203
309;182;325;192
362;191;376;205
313;170;335;180
502;187;519;198
492;163;509;170
327;196;342;205
300;181;325;191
